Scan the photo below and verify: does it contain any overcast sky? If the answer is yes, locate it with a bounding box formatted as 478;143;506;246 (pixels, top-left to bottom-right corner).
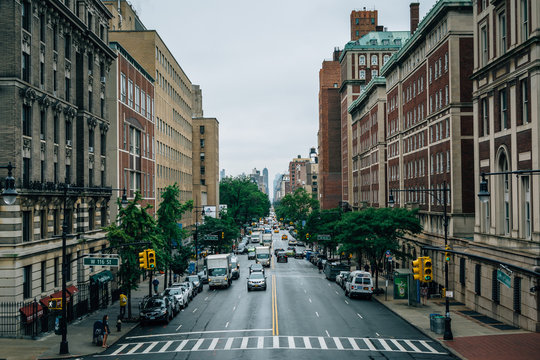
128;0;438;195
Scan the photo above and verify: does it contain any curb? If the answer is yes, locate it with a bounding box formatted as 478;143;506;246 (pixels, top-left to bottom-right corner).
372;295;464;360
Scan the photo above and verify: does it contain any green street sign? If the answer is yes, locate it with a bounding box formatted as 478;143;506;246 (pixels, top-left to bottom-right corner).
205;235;219;241
317;234;331;241
83;257;119;267
497;269;511;289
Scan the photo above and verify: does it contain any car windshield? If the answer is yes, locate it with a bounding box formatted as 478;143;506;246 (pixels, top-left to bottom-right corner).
257;254;269;259
188;276;199;282
208;268;227;276
251;264;262;270
250;273;265;280
164;289;181;296
144;299;164;308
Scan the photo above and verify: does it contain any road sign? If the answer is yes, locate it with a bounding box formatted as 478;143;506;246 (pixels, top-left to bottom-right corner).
83;257;119;267
205;235;219;241
317;234;331;241
497;269;511;288
386;250;391;255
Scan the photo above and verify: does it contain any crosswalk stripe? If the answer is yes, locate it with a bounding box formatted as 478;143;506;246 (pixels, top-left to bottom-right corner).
333;337;344;350
111;343;128;356
391;339;407;352
348;337;360;350
363;338;376;351
303;336;312;349
257;336;264;349
240;337;249;349
142;342;158;353
379;339;392;351
159;340;173;353
208;338;219;351
175;340;189;351
419;340;439;353
126;343;143;354
405;339;421;352
192;339;204;351
318;336;327;349
224;337;234;350
273;336;279;348
287;336;295;349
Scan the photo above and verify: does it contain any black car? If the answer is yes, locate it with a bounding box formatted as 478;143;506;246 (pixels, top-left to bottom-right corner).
187;275;203;293
249;263;264;274
276;251;288;263
274;248;284;256
139;295;173;325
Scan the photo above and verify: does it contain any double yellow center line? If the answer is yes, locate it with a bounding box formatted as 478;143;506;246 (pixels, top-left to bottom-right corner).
272;274;279;336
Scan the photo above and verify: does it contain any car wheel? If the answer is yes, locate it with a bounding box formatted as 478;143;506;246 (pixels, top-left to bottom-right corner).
345;289;350;298
247;287;251;291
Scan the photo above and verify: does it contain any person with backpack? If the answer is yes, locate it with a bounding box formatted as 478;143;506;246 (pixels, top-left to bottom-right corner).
152;278;159;294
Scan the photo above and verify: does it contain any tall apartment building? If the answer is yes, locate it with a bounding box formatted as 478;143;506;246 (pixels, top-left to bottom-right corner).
0;0;116;303
107;42;155;220
350;8;378;41
288;156;311;194
191;85;219;210
340;30;411;206
348;77;387;208
104;2;194;225
318;49;342;210
471;0;539;331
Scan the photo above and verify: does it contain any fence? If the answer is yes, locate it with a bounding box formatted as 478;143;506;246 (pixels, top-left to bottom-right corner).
0;280;118;339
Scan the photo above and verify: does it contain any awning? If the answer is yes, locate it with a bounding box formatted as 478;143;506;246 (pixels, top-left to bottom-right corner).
19;302;44;323
90;270;114;285
50;289;73;303
39;296;51;308
66;285;79;296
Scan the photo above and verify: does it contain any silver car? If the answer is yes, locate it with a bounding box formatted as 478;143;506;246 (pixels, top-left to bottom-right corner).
174;282;194;300
164;287;187;309
247;272;267;291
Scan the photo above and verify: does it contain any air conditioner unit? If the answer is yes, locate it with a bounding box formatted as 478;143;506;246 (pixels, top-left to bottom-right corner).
89;146;94;153
100;76;106;84
66;139;72;146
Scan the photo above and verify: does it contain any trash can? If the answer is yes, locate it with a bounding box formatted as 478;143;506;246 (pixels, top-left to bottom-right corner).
432;315;445;335
54;316;61;335
429;313;440;332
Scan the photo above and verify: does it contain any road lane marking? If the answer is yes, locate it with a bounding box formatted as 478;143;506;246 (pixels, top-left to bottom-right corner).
420;340;438;353
405;339;421;352
175;324;182;331
272;275;279;336
304;289;307;293
348;337;360;350
224;337;234;350
193;308;198;313
208;338;219;351
391;339;407;352
111;344;128;355
379;339;392;351
318;336;327;349
375;332;380;337
233;306;236;311
308;298;312;303
192;339;204;351
127;343;143;354
303;336;312;349
315;311;319;317
273;336;279;348
345;300;349;304
357;313;363;319
142;342;157;353
158;340;173;352
126;328;272;340
175;340;189;351
204;297;209;301
225;322;229;328
240;337;249;349
363;338;376;351
335;291;339;295
333;337;344;350
257;336;264;349
288;336;295;349
328;283;331;287
325;330;330;337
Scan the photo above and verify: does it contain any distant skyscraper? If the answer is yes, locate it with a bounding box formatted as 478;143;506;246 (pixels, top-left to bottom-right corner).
263;168;269;197
220;169;226;180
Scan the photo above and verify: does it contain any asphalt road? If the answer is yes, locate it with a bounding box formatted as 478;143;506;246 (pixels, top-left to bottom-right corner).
91;230;454;359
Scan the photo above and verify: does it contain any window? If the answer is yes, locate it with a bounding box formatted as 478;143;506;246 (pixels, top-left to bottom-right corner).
40;61;45;87
22;52;30;82
200;166;205;175
521;79;529;124
22;1;31;31
513;277;521;313
500;89;508;129
371;55;378;65
499;12;507;55
65;119;72;143
135;85;140;112
53;24;58;51
41;160;45;183
359;55;365;65
141;90;146;116
371;70;378;77
130;127;140;155
23;158;30;187
521;0;528;41
499;153;511;235
65;164;71;183
481;98;489;136
200;126;205;134
359;70;366;80
65;76;71;102
65;34;71;60
23;265;32;299
53;115;59;143
355;30;359;37
200;139;205;148
523;177;531;239
101;132;106;154
475;264;481;295
40;209;47;239
383;55;390;65
88;90;93;112
200;152;205;162
355;18;359;25
480;26;488;66
41;261;46;292
54;258;59;287
88;207;94;231
444;53;448;72
120;73;126;102
22;104;32;136
23;211;32;242
128;79;134;107
88;52;93;74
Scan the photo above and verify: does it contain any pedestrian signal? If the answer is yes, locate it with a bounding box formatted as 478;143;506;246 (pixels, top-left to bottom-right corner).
422;256;433;282
138;250;148;269
48;298;62;310
412;258;423;281
147;249;156;269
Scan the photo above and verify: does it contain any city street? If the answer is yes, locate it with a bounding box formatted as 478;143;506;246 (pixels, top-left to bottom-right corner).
89;231;454;360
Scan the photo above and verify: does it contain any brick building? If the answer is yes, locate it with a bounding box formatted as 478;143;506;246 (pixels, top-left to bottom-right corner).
350;8;378;41
0;0;116;302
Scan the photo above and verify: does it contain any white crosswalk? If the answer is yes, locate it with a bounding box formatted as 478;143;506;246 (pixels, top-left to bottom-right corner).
102;335;447;356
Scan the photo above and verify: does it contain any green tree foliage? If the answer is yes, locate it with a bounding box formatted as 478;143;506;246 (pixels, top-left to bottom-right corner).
197;213;240;253
106;191;161;317
169;246;192;276
302;208;343;253
156;184;193;286
275;188;319;226
219;175;270;226
335;207;422;288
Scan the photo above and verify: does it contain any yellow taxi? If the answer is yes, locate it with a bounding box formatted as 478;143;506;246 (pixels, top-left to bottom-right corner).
281;234;288;240
274;229;279;233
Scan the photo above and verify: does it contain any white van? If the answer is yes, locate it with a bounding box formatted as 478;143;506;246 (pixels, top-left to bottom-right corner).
345;271;373;300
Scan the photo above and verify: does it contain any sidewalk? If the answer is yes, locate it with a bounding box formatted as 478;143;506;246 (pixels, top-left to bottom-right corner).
373;276;540;360
0;274;165;360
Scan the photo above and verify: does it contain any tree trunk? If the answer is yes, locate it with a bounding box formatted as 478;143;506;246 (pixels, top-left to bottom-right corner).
127;288;132;319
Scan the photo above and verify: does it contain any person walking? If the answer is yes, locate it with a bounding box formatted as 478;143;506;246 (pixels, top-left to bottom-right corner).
152;278;159;294
420;285;429;305
102;315;110;348
119;293;127;319
364;264;370;272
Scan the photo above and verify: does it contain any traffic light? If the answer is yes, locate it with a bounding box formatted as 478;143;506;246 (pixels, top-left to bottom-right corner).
444;245;451;262
412;257;423;281
138;250;148;269
422;256;433;282
147;249;156;270
306;233;310;240
221;232;225;239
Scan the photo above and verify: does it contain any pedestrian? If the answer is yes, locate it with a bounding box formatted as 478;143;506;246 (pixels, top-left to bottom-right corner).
152;278;159;294
364;263;370;272
318;260;323;273
119;293;127;319
420;285;428;305
102;315;110;348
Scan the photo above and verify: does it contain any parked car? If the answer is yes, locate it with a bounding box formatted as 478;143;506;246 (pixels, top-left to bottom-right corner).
276;252;288;263
178;281;195;300
336;271;350;289
249;263;264;274
247;272;267;291
139;295;174;325
344;271;374;300
231;256;240;280
187;275;203;293
294;251;304;259
164;286;188;308
162;289;182;314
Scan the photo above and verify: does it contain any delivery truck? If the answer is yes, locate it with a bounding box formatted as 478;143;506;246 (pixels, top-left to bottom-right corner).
262;234;272;246
205;254;231;289
255;246;271;267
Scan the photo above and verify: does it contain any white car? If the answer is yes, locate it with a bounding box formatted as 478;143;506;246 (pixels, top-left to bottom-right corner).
164;287;187;309
173;282;194;301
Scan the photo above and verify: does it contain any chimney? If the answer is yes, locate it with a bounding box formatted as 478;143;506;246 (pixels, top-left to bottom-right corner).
375;25;384;32
410;3;420;34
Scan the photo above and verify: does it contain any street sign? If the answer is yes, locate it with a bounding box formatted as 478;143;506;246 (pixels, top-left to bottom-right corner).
317;234;331;241
386;250;391;255
204;235;219;241
497;269;512;288
83;257;119;267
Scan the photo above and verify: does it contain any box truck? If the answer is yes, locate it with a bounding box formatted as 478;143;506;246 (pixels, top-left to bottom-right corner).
205;254;231;289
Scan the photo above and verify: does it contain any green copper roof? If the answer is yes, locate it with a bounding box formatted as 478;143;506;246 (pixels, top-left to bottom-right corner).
348;76;386;115
340;31;411;62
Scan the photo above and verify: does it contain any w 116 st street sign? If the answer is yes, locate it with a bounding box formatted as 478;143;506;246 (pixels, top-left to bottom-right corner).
83;257;119;267
204;235;219;241
317;234;331;241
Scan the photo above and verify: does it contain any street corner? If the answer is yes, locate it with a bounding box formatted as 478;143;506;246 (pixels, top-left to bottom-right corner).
444;333;540;360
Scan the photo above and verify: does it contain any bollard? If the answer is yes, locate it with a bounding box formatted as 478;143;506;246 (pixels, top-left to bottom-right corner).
116;318;122;332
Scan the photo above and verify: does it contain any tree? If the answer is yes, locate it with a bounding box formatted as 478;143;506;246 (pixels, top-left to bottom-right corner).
197;213;240;253
169;246;192;277
106;192;161;318
275;188;319;227
335;207;422;289
219;176;270;226
156;184;193;287
302;208;343;255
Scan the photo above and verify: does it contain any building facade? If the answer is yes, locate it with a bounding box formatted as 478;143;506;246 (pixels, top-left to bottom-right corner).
350;8;378;41
471;0;540;331
0;0;116;305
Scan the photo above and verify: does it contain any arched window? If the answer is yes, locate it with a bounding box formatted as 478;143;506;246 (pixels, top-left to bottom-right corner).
371;55;378;65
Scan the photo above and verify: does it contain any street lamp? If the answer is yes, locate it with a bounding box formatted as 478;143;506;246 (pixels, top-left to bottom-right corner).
193;206;206;272
0;162;18;205
389;182;452;340
478;170;540;203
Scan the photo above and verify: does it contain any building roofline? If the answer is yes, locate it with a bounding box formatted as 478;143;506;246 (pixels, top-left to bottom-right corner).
109;42;154;83
348;77;386;114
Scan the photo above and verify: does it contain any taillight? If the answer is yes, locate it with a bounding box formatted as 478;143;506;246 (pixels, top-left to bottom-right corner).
351;285;354;290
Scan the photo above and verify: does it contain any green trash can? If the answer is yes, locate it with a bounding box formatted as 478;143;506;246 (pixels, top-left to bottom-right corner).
433;315;445;334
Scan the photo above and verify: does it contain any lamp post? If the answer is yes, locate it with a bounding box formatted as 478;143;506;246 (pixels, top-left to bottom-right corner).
0;162;18;205
193;206;206;272
389;182;452;340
